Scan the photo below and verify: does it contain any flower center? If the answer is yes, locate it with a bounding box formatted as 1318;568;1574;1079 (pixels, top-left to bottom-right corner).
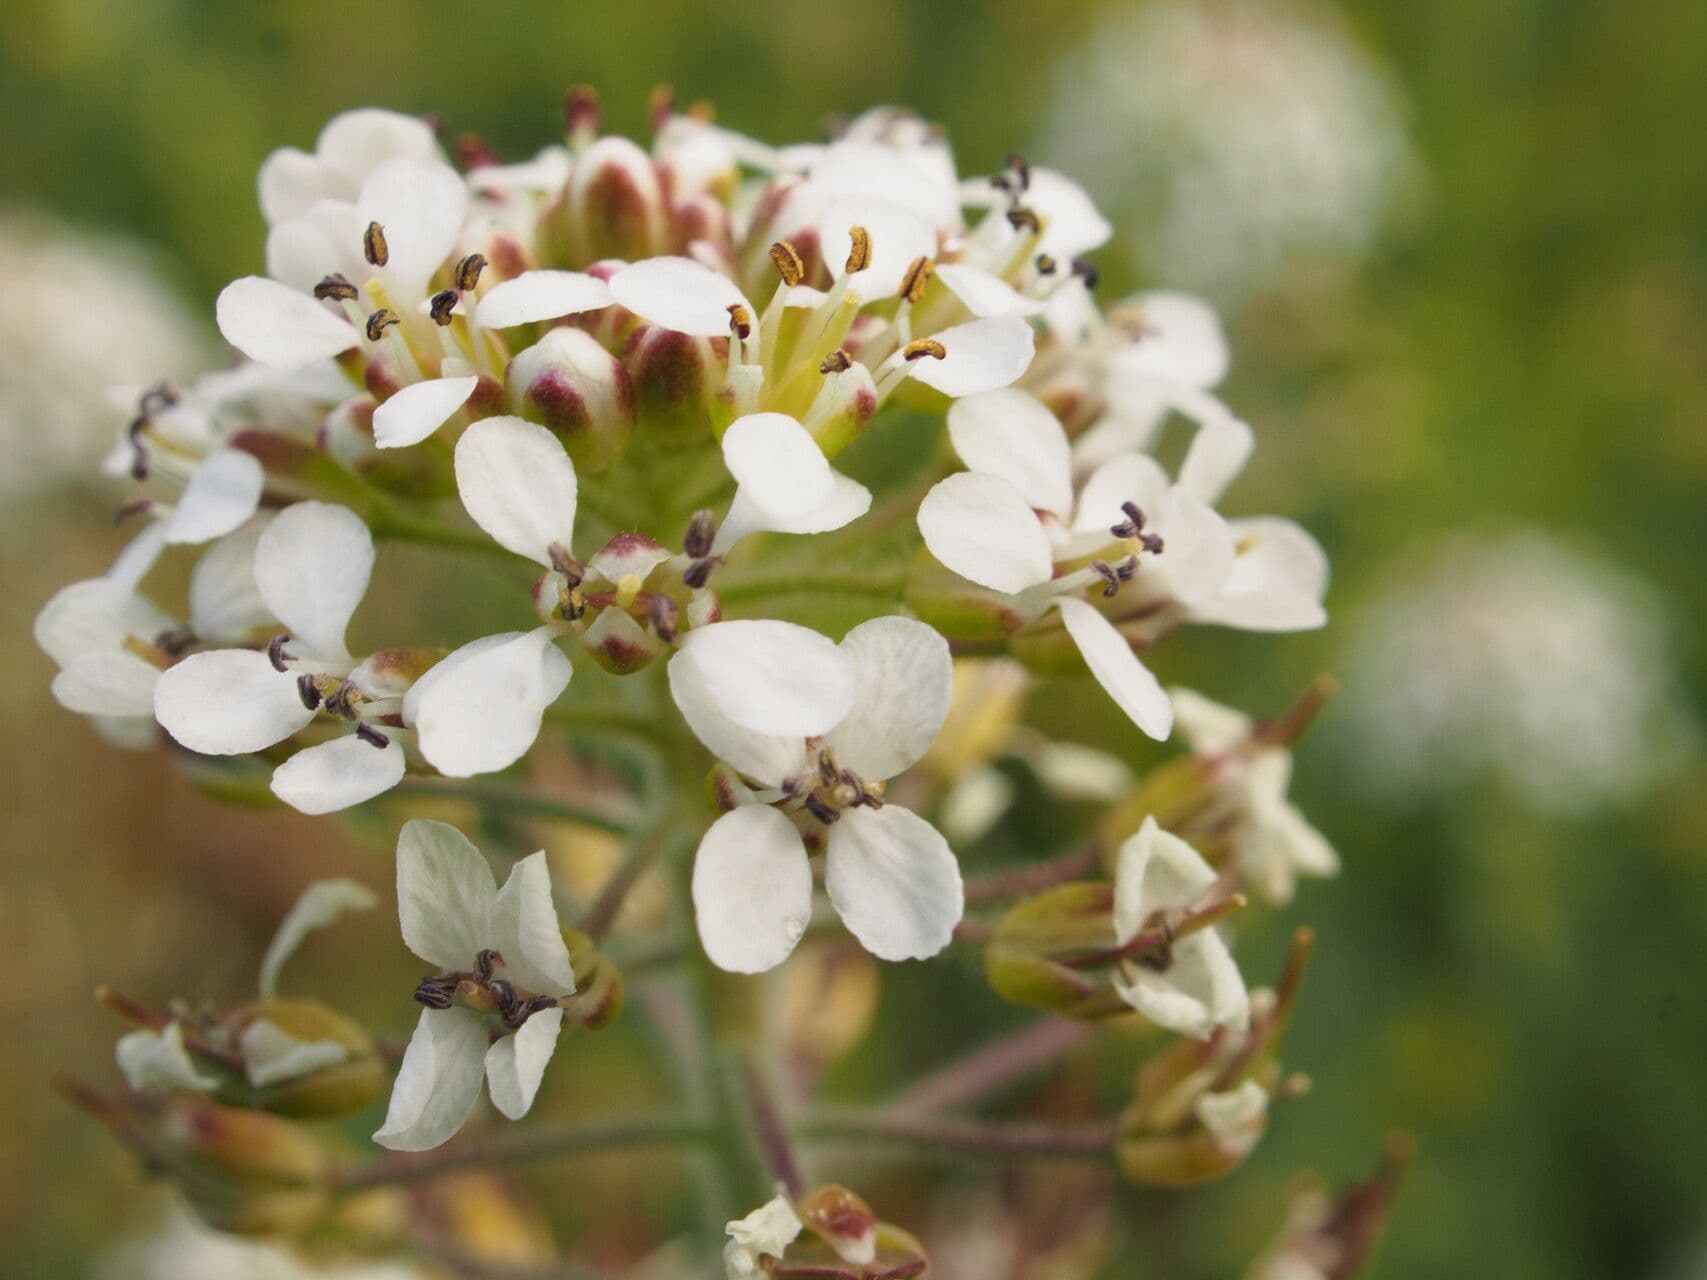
412;949;558;1030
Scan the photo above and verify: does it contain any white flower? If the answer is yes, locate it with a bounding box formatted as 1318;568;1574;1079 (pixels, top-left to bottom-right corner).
724;1192;804;1279
1173;688;1338;904
1195;1079;1270;1159
713;411;871;552
1112;817;1250;1038
374;820;576;1152
115;1021;219;1093
256;108;445;225
669;617;964;972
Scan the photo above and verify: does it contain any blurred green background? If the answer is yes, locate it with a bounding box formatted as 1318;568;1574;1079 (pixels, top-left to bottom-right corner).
2;1;1704;1276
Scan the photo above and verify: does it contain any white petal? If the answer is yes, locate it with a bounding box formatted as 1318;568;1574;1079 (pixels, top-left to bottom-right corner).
1070;454;1170;536
240;1019;349;1088
271;734;405;815
1028;167;1113;260
721;413;836;519
817;195;938;298
216;276;357;368
52;651;160;716
475;271;612;328
1114;930;1250;1039
1151;492;1236;606
35;578;175;667
484;1008;563;1120
373;1007;489;1151
715;474;871;551
1191;518;1329;632
825;805;963;962
373;376;477;449
357;157;468;291
946;389;1073;518
1113;292;1229;388
258;148;340;224
409;628;572;777
108;520;170;590
162;450;265;546
917;472;1054;594
668;621;855;740
825;617;952;782
725;1193;806;1279
1114;818;1218;938
934;263;1046;318
455;416;579;566
586;532;674;584
188;523;272;641
116;1023;219;1093
811;139;960;229
395;818;497;969
265;217;345;292
1176;410;1254;506
153;649;316;755
666;645;811;785
692;806;813;974
1169;688;1253;756
1195;1081;1269;1152
908;317;1035;398
1057;598;1173;740
254;501;373;660
609;257;750;337
491;852;576;996
318;108;442;185
258;877;378;998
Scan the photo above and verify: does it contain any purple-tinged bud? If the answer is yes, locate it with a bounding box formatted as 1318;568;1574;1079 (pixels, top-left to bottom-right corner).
806;359;879;458
578;607;665;675
565;85;601;149
507;327;635;473
798;1185;879;1269
673;191;732;250
622;323;723;444
548;136;670;267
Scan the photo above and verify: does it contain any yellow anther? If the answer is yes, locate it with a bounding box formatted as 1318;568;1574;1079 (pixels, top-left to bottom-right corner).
768;240;806;287
902;338;947;361
363;221;389;268
900;255;934;303
844;225;872;274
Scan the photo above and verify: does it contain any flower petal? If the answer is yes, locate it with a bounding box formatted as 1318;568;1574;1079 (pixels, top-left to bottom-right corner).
934;263;1047;318
153;648;316;755
1114;817;1218;938
162;450;265;546
1028;167;1113;260
1151;492;1236;606
484;1008;563;1120
1112;292;1228;388
455;416;579;566
409;628;572;777
116;1023;219;1093
609;256;750;338
52;651;160;717
254;501;374;660
318;108;442;185
35;578;175;667
373;376;478;449
720;412;836;520
258;148;340;224
373;1007;490;1151
357;157;468;291
271;734;405;815
491;852;576;996
216;276;357;368
666;645;811;785
475;270;613;329
917;472;1054;594
908;317;1036;398
692;806;813;974
818;195;938;298
1057;598;1173;740
1070;454;1170;536
946;389;1073;518
1169;688;1254;756
1190;518;1329;633
715;474;871;552
1176;409;1254;506
258;877;378;998
669;620;855;740
825;617;953;782
240;1020;349;1088
188;523;272;642
825;805;963;962
395;818;497;969
1113;930;1250;1040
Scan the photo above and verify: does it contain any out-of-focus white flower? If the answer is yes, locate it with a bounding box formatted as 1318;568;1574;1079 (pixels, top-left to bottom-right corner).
1112;817;1250;1039
0;210;208;500
1338;531;1698;814
115;1021;219;1094
1037;0;1413;305
374;820;575;1152
256;108;444;225
724;1192;805;1279
670;617;964;972
259;878;378;998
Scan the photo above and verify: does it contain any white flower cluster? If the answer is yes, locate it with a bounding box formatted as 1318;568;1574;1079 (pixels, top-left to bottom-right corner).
40;99;1337;1179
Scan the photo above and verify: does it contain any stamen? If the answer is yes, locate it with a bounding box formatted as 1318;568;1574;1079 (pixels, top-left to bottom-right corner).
313;274;360;302
429;289;459;326
647;84;676;134
363;221;390;268
153;627;198;659
366;308;401;342
1006;206;1041;234
455;252;487;291
903;338;947;362
1109;501;1146;539
137;382;178;416
474;949;501;982
1070;257;1100;291
354;723;391;749
804;793;840;825
1004;152;1032;192
1035;253;1058;275
648;595;680;644
684;509;717;559
504;994;559;1030
565;85;602;141
113;497;153;525
296;674;322;711
726;303;752;340
819;349;852;375
683;557;719;589
266;634;293;673
547;542;584;587
900;255;935;303
844;225;872;274
413;975;457;1009
768;240;806;287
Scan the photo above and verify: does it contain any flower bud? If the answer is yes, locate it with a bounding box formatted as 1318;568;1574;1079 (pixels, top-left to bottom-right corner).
546;136;670;266
806;360;879;459
579;606;666;674
983;883;1131;1020
904;555;1032;645
563;928;625;1030
798;1185;878;1268
507;326;635;473
218;998;385;1119
621;323;724;444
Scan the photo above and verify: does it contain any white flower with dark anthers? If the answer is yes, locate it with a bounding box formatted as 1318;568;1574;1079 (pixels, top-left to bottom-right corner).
724;1192;805;1280
670;617;964;973
1172;688;1338;905
374;819;576;1152
711;411;871;552
149;501;417;815
1112;817;1250;1039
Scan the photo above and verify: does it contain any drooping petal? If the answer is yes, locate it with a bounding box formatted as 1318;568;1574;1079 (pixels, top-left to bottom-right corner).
454;416;578;566
1111;292;1229;388
255;501;374;660
934;263;1047;318
484;1008;564;1120
216;276;357;368
52;651;160;717
258;877;378;998
372;376;478;449
357;157;468;292
271;733;406;815
692;806;813;974
188;523;272;642
475;270;613;329
490;852;576;996
908;317;1036;398
373;1007;490;1152
116;1023;219;1093
162;450;265;546
395;818;497;969
107;520;170;590
409;628;572;777
946;389;1073;518
153;648;316;755
1113;929;1250;1040
1057;597;1173;740
725;1193;806;1280
825;617;953;782
1114;818;1219;937
608;256;750;337
917;472;1054;594
668;620;855;741
825;805;963;962
720;413;836;520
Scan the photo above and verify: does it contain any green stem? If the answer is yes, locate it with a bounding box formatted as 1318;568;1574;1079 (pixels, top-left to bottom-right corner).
366;495;516;561
390;776;640;834
714;569;908;605
795;1112;1117;1160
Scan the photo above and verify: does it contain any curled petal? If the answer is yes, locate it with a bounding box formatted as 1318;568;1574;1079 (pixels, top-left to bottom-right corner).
1057;598;1173;740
